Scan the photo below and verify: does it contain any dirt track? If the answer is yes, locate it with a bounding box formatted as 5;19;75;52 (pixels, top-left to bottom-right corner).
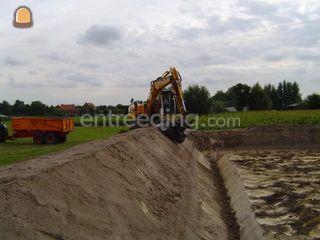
0;125;320;240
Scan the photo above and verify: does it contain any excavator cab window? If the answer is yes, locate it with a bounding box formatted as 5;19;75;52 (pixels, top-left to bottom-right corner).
160;90;177;115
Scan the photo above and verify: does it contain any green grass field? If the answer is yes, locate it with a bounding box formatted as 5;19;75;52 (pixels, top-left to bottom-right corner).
198;110;320;130
0;122;127;166
1;110;319;166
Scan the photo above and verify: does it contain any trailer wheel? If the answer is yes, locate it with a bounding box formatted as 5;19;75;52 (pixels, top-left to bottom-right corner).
33;132;45;144
59;134;67;143
0;124;9;143
45;132;58;145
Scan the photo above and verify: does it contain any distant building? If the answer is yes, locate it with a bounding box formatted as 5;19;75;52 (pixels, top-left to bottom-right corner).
60;104;79;116
226;107;237;112
287;102;303;110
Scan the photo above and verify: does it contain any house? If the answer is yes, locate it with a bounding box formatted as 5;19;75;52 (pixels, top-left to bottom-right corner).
287;102;304;110
60;104;79;116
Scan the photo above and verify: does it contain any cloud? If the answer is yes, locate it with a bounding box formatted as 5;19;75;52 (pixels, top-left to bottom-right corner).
29;70;38;75
239;0;279;16
38;52;71;63
286;18;320;47
116;78;146;88
2;0;320;104
7;76;74;89
180;53;232;68
207;16;259;34
176;27;204;40
65;73;102;87
176;15;259;40
3;57;27;66
77;25;122;46
294;49;320;62
261;49;291;61
7;71;102;89
78;62;101;69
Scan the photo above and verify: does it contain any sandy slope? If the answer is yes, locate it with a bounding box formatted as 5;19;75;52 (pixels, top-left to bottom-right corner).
0;128;231;240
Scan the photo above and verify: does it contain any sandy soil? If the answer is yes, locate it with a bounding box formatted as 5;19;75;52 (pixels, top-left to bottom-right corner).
227;150;320;240
0;128;234;240
1;125;320;240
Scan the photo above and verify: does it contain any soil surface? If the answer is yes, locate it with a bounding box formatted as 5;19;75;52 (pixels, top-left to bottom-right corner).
228;150;320;240
0;128;236;240
1;125;320;240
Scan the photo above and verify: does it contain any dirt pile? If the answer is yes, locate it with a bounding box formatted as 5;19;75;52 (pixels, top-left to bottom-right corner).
0;128;233;240
1;125;320;240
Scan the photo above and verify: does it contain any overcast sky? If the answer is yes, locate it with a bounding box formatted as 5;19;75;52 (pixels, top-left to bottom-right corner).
0;0;319;105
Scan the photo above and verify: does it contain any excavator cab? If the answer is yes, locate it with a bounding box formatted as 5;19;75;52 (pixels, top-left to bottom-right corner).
160;90;177;115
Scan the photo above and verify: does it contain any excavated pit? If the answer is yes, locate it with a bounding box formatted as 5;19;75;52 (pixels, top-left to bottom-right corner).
0;125;320;240
190;125;320;240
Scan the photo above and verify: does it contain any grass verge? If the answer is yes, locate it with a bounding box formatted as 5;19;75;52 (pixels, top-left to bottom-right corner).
0;124;128;166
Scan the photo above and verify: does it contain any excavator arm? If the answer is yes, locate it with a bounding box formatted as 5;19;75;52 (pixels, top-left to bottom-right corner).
129;67;188;144
146;67;187;115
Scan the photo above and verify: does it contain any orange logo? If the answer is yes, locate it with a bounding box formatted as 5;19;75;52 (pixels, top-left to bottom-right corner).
13;6;33;28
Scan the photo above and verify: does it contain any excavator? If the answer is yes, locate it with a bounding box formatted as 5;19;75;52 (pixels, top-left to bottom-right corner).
128;67;188;144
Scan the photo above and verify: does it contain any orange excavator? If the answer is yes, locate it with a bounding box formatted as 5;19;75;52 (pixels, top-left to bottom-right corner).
128;67;188;143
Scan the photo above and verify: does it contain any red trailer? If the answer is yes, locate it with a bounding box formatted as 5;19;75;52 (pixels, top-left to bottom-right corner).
0;117;74;144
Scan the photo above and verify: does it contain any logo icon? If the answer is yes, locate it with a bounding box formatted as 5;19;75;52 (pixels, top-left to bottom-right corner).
13;6;33;28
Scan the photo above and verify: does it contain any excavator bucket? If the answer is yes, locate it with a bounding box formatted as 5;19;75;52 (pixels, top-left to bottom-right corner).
159;121;186;144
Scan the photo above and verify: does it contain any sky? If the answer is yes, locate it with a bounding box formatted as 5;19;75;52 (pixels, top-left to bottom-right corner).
0;0;320;105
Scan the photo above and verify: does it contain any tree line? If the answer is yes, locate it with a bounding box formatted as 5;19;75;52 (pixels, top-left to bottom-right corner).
1;81;319;116
184;81;320;114
0;100;129;116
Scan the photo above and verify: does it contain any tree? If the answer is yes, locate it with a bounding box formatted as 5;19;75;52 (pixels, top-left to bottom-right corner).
0;101;13;115
292;82;302;103
226;83;251;111
184;84;211;114
45;105;62;116
81;103;96;115
13;100;27;115
29;101;46;116
97;105;108;114
212;90;229;102
211;101;226;113
249;83;272;110
277;82;285;109
276;81;302;109
306;94;320;109
115;104;128;114
264;84;279;109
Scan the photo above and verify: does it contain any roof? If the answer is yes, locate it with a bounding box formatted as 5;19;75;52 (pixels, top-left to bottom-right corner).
60;104;75;111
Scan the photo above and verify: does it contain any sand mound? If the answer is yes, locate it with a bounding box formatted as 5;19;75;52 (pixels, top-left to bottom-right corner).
1;125;319;240
0;128;232;240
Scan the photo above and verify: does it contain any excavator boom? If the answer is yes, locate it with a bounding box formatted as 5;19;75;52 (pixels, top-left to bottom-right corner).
129;67;188;144
146;67;187;115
